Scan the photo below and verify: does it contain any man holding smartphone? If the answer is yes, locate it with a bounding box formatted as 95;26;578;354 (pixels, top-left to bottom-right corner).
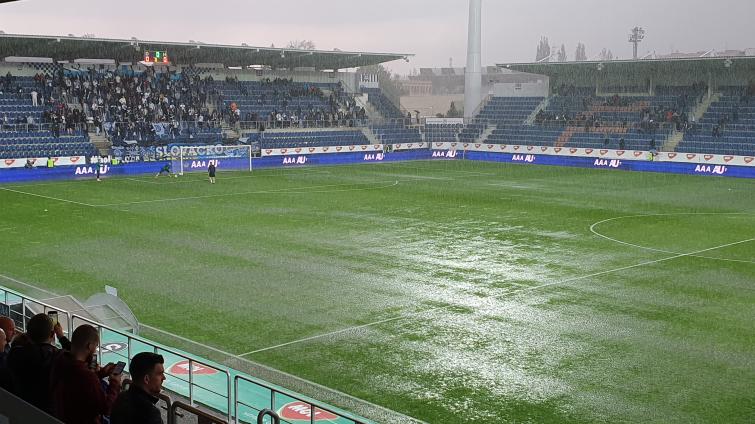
50;324;122;423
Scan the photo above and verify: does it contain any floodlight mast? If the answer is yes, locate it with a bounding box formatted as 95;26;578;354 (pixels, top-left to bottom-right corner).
629;27;646;60
464;0;482;119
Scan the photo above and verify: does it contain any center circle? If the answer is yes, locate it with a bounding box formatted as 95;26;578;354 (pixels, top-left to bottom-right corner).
590;213;755;264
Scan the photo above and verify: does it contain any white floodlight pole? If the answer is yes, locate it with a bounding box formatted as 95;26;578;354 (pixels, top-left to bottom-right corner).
464;0;482;119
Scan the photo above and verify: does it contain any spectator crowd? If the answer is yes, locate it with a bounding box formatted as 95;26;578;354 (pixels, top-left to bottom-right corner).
0;314;166;424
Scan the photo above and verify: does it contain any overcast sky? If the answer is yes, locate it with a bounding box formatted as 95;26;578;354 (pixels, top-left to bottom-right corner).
1;0;754;74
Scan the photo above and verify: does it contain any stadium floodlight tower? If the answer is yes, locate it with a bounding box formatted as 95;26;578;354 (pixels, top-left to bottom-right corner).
629;27;646;60
464;0;482;119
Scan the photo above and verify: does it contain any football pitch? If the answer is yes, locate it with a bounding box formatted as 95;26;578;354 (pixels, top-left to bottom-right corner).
1;160;753;423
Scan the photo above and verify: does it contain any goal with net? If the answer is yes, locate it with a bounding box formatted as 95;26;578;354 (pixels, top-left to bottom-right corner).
173;145;253;175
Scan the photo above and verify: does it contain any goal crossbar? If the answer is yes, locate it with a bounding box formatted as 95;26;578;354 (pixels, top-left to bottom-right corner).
175;145;253;175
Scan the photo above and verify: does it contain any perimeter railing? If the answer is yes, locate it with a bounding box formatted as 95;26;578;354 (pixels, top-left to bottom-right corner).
233;374;367;424
0;284;371;424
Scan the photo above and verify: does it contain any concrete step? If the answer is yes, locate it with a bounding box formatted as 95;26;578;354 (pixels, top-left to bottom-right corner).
662;130;685;152
474;124;497;145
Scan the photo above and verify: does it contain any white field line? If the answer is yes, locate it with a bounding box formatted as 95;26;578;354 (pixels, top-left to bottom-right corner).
590;212;755;265
0;275;422;423
0;180;400;208
97;180;399;207
239;236;755;356
0;187;98;207
385;161;496;176
140;325;420;424
1;180;102;189
0;167;332;189
0;273;59;297
124;169;333;185
124;178;162;184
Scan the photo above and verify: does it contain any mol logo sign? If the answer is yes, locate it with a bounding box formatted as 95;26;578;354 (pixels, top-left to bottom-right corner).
168;360;218;376
99;342;127;353
278;402;338;422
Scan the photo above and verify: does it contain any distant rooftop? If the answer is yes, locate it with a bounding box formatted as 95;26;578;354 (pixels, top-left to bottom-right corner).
0;33;413;70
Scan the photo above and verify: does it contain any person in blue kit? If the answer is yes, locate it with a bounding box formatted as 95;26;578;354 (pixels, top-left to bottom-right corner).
155;162;176;178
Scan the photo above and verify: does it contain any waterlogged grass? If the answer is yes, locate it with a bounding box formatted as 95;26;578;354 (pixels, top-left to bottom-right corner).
1;161;753;423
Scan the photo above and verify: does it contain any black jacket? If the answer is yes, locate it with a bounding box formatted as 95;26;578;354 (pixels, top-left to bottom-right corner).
110;385;163;424
6;337;70;413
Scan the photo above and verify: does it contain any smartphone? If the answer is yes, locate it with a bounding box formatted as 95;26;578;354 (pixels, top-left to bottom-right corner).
47;311;58;324
112;361;127;375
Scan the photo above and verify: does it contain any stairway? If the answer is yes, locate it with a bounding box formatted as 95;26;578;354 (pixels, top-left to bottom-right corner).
221;122;241;141
360;127;382;145
662;130;685;152
89;132;111;156
694;93;721;120
526;97;550;125
355;93;386;122
555;126;578;147
474;124;497;145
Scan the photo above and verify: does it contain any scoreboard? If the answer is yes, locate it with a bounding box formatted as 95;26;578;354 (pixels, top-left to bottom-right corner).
143;50;169;64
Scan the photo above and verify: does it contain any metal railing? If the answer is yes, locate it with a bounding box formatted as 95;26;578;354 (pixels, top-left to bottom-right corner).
1;285;370;424
233;375;366;424
69;312;233;423
257;409;280;424
0;122;88;134
170;401;228;424
0;287;73;336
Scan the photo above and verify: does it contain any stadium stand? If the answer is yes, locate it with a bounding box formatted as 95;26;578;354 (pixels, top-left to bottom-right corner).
476;96;543;127
259;129;370;149
214;78;369;133
362;87;403;119
676;85;755;155
0;72;97;159
423;122;463;143
468;86;718;151
370;123;422;144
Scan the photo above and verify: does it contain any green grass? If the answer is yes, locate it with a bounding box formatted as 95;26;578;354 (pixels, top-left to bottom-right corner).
1;160;754;423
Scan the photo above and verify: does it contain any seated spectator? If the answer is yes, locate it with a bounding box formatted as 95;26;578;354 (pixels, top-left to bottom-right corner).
6;313;70;413
110;352;166;424
50;324;121;424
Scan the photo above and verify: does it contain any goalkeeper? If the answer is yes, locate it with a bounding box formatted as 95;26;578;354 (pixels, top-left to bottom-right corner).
155;162;176;178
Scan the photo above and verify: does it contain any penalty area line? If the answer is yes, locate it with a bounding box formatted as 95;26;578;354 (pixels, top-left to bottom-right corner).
96;180;399;207
0;273;425;423
238;236;755;357
0;187;98;207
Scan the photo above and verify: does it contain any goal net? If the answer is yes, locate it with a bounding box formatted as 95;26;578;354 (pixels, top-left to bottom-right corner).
173;145;253;175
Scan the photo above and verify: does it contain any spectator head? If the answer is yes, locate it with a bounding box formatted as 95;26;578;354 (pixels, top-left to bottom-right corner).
11;332;31;348
0;328;6;352
129;352;165;396
27;313;55;344
70;324;99;359
0;316;15;341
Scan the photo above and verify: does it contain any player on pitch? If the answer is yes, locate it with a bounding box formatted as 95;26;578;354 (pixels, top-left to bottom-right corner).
155;162;176;178
208;162;216;184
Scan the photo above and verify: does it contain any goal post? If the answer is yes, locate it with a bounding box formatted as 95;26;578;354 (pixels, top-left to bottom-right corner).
174;145;253;175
